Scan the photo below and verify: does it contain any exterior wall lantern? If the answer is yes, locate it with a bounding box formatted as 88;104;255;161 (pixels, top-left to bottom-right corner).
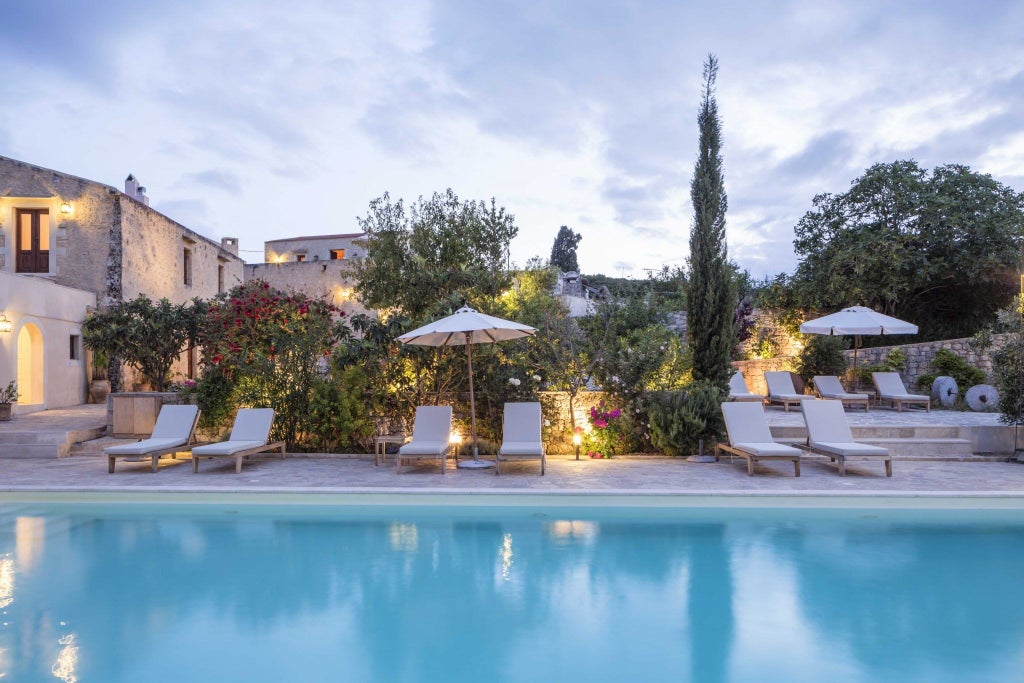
60;201;73;215
0;313;12;333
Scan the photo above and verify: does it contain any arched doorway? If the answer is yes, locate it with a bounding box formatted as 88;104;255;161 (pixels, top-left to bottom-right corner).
16;323;44;407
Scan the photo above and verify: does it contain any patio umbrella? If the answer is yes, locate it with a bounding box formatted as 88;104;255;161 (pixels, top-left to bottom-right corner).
397;305;536;469
799;306;918;379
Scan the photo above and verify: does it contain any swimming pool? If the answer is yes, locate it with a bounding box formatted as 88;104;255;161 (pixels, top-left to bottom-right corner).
1;497;1022;682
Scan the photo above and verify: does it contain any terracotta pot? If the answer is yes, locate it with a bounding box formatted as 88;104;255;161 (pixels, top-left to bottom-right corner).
0;403;11;421
89;380;111;405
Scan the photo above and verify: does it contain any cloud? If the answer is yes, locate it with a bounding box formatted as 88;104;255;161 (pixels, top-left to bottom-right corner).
178;170;242;195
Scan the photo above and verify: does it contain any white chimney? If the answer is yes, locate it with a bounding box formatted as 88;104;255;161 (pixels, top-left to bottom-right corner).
221;237;239;256
125;174;138;197
137;186;150;206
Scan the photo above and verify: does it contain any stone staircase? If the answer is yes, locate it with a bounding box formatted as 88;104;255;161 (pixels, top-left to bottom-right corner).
770;424;1004;460
0;404;107;458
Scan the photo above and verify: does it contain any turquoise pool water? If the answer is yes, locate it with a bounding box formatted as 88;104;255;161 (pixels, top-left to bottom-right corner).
1;501;1022;682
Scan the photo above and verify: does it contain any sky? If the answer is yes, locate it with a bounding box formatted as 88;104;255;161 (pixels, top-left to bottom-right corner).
1;0;1022;278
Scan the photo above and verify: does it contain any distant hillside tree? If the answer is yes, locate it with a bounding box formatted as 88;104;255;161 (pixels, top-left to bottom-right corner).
549;225;582;273
687;54;736;389
779;161;1024;340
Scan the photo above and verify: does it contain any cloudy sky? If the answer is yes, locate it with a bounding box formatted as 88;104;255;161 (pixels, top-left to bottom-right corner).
1;0;1022;278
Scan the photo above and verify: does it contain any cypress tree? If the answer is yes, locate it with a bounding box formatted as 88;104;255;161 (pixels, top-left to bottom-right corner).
549;225;582;272
687;54;736;389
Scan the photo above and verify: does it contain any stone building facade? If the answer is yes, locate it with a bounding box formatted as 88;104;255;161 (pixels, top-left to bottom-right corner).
264;233;366;264
0;155;245;402
244;260;372;318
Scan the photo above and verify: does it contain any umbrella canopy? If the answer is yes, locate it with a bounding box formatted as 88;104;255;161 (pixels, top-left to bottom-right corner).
800;306;918;336
800;306;917;387
397;306;537;346
397;306;536;466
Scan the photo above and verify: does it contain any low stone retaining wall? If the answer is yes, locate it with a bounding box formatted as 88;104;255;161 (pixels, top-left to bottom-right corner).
847;333;1012;389
731;357;795;395
539;390;611;453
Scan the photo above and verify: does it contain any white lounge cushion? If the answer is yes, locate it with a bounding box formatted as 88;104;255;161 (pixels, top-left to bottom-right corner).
104;437;188;455
813;376;867;400
732;442;802;457
810;441;890;457
192;440;267;456
765;371;802;398
398;440;449;456
229;408;275;442
878;392;929;401
499;441;544;456
770;393;807;400
722;402;775;443
149;404;200;439
728;371;765;400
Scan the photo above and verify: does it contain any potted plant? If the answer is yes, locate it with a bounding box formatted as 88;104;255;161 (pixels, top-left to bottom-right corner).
89;349;111;404
0;380;18;421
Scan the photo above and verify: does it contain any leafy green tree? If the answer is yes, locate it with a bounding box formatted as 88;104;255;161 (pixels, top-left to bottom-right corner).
992;297;1024;425
687;54;736;389
83;294;205;392
783;161;1024;340
353;189;518;321
549;225;582;273
794;335;848;389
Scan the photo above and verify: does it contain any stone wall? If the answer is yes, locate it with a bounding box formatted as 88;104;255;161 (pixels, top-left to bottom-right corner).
264;233;366;263
846;334;1012;389
738;309;802;359
245;261;374;318
731;357;796;395
538;390;612;453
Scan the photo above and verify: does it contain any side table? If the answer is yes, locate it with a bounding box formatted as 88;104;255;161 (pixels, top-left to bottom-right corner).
374;435;407;466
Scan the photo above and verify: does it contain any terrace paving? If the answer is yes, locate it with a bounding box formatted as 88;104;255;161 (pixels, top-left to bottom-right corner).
2;451;1023;496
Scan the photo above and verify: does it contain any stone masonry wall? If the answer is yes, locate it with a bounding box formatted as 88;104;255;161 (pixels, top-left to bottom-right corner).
245;261;374;318
539;390;612;453
846;333;1012;390
731;357;796;395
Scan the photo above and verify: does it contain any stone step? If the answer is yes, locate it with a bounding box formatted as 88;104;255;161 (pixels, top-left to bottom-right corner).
858;437;974;458
771;425;964;440
0;426;106;458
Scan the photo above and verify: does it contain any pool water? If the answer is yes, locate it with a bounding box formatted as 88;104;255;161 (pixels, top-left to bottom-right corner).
1;502;1022;682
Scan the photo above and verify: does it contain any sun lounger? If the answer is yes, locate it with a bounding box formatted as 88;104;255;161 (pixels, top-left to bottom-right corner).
813;375;870;411
872;372;930;412
104;404;201;473
764;371;810;411
395;406;454;473
802;400;892;476
191;408;285;474
718;402;801;476
728;371;766;402
495;402;546;475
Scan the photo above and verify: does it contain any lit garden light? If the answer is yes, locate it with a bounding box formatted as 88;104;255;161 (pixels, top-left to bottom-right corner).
572;432;582;460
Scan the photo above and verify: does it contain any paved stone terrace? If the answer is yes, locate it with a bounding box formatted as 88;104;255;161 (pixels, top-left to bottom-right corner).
763;406;1004;427
2;452;1023;495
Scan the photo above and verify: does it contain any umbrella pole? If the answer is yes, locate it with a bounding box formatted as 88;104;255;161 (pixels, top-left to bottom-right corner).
853;335;860;388
466;333;479;459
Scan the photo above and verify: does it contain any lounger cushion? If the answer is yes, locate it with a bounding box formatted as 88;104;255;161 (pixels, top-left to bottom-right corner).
819;391;869;400
878;393;929;401
229;408;275;442
770;393;806;400
398;440;449;456
810;441;890;457
733;442;802;457
192;440;267;456
104;438;188;455
499;441;544;456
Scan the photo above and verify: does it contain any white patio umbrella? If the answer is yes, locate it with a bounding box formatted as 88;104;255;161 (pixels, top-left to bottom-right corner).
800;306;918;378
397;306;536;469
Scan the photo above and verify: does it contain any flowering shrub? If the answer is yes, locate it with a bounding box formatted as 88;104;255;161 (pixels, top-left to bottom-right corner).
585;401;627;458
196;280;345;448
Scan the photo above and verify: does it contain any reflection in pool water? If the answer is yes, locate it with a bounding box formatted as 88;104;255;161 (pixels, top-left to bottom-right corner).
0;504;1022;682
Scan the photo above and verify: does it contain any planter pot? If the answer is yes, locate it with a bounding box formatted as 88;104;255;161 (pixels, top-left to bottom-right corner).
89;379;111;405
0;403;12;421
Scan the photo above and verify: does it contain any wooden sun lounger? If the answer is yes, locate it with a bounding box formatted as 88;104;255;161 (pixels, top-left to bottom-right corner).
105;404;202;473
495;402;546;475
813;375;870;412
191;441;287;474
764;371;809;412
801;400;893;476
720;402;802;476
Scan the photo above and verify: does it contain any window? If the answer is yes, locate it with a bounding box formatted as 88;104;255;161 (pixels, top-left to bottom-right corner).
16;208;50;273
296;254;306;262
70;334;81;360
329;249;345;260
183;248;193;286
217;265;225;293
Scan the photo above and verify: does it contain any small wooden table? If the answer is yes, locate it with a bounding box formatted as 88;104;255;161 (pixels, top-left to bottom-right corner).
374;435;407;466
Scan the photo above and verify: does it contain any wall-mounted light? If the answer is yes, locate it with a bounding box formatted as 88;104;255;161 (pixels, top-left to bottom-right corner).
60;201;73;215
0;313;12;334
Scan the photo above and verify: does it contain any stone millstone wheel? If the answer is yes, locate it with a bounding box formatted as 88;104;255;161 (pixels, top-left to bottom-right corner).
931;376;958;408
965;384;999;412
